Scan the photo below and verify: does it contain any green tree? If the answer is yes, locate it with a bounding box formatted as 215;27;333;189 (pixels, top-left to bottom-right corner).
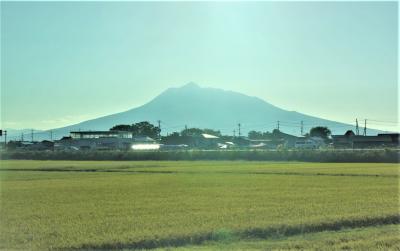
309;126;331;139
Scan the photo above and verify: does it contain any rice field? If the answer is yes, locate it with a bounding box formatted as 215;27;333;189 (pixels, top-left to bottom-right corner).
0;160;399;250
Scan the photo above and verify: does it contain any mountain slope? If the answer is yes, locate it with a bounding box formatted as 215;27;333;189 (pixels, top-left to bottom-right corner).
19;83;379;140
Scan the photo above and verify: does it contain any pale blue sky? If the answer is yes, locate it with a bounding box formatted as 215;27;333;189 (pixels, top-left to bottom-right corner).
1;1;398;131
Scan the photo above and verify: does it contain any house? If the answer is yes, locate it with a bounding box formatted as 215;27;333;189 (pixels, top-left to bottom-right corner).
218;141;236;149
268;130;301;148
15;141;35;150
192;133;221;148
332;131;399;148
32;140;54;150
378;133;399;145
232;136;251;147
248;139;283;149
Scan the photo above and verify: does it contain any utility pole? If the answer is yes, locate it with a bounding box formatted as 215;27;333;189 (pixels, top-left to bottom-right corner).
300;121;304;136
50;130;53;141
2;130;7;149
157;120;161;140
363;119;367;136
238;123;241;137
277;121;280;131
4;130;7;147
31;129;34;142
356;119;359;135
21;133;24;142
233;129;236;137
183;125;188;137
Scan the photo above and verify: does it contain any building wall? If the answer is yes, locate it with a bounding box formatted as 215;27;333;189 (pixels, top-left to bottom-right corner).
332;135;396;148
56;137;155;150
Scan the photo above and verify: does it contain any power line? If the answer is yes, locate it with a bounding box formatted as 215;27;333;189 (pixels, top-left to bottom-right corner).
366;119;398;124
367;123;399;127
366;121;399;126
279;121;301;125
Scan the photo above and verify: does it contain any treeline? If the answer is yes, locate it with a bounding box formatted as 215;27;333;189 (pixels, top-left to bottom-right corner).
1;149;398;163
110;121;332;142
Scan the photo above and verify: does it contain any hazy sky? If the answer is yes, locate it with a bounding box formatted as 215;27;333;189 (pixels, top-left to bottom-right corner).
1;1;398;131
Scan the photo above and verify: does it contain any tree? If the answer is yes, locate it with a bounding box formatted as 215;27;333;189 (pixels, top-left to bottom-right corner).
271;129;282;139
248;131;273;140
248;131;263;139
110;121;160;139
180;128;221;137
110;124;132;131
181;128;204;137
345;130;355;137
309;126;331;139
131;121;161;139
262;131;272;138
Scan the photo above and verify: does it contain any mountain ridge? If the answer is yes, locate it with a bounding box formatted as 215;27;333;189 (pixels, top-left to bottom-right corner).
6;83;380;140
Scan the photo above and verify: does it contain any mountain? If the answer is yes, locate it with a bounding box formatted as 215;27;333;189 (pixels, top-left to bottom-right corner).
10;83;380;141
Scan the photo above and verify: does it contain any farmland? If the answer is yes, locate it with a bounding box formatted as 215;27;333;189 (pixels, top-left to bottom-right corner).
0;160;399;250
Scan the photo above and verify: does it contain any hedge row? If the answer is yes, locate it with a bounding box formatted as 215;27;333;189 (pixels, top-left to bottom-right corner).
1;149;399;163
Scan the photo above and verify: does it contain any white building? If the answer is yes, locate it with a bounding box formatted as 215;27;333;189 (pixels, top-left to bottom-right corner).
294;137;325;149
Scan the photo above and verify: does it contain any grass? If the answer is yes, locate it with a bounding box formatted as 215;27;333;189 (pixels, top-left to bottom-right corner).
0;160;399;250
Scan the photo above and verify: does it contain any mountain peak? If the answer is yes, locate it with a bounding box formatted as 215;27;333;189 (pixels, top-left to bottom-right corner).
181;82;200;89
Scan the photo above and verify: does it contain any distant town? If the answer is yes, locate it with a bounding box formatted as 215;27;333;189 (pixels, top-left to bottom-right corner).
1;121;398;152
